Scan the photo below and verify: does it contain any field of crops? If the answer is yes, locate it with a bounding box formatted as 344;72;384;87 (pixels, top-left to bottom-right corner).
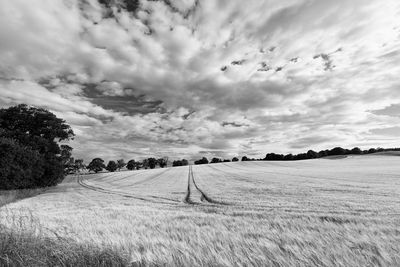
2;154;400;266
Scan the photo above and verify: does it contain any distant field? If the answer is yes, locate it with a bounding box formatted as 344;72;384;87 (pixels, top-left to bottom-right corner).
1;155;400;266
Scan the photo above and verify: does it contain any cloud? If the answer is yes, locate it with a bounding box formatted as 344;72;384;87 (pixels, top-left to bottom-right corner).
370;127;400;137
1;0;400;161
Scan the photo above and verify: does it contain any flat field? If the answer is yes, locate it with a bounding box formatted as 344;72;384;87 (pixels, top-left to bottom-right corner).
2;155;400;266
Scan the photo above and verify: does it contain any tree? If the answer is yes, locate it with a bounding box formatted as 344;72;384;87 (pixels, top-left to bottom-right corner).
106;160;118;172
142;159;149;169
73;159;85;173
283;154;294;160
223;159;231;162
64;157;76;174
173;159;189;167
210;157;221;164
126;159;136;170
0;104;75;189
60;144;74;173
264;153;285;161
306;150;318;159
0;138;45;190
0;104;74;153
147;158;157;169
232;157;239;162
194;157;208;165
350;147;362;155
241;156;249;161
87;158;105;173
172;160;182;167
117;159;126;171
329;147;346;156
158;157;168;168
318;150;328;158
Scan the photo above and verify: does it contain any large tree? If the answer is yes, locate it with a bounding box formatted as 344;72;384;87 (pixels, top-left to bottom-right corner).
0;104;74;153
87;158;105;173
0;104;75;189
0;138;45;190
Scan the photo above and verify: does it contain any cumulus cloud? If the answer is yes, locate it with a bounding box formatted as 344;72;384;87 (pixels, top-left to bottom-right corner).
1;0;400;161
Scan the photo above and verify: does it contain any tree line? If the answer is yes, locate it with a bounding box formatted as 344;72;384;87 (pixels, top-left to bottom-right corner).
81;157;170;173
67;157;192;173
192;146;400;164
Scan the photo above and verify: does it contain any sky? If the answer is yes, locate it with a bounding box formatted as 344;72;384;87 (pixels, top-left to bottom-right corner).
1;0;400;162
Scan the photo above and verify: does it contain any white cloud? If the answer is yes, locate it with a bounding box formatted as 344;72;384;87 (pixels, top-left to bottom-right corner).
1;0;400;161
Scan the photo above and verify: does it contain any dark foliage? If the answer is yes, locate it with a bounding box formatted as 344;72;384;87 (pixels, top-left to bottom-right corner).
157;157;168;168
87;158;105;173
350;147;362;154
65;159;85;174
210;157;222;164
126;159;136;170
147;158;157;169
0;104;74;153
0;138;45;190
172;159;189;167
106;161;118;172
232;157;239;162
241;156;249;161
328;147;346;156
256;146;400;162
0;105;74;189
194;157;209;165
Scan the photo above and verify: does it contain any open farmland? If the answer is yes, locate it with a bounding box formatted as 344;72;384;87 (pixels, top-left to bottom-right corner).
2;155;400;266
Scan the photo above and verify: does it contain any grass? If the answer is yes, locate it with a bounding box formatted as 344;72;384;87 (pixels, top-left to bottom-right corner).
1;155;400;266
0;209;132;266
0;188;47;208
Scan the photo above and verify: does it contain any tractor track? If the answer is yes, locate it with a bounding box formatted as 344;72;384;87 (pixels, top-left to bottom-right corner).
184;165;228;205
77;173;181;205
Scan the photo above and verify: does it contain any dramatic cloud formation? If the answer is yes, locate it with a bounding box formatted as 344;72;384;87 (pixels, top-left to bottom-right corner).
1;0;400;161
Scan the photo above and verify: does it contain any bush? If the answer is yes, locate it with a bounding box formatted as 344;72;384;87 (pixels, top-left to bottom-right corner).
0;138;45;190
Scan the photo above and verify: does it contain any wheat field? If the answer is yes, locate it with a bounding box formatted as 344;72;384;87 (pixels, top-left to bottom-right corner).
2;154;400;266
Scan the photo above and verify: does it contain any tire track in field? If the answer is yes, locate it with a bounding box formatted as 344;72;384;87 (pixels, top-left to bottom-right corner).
184;165;228;205
77;173;181;205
